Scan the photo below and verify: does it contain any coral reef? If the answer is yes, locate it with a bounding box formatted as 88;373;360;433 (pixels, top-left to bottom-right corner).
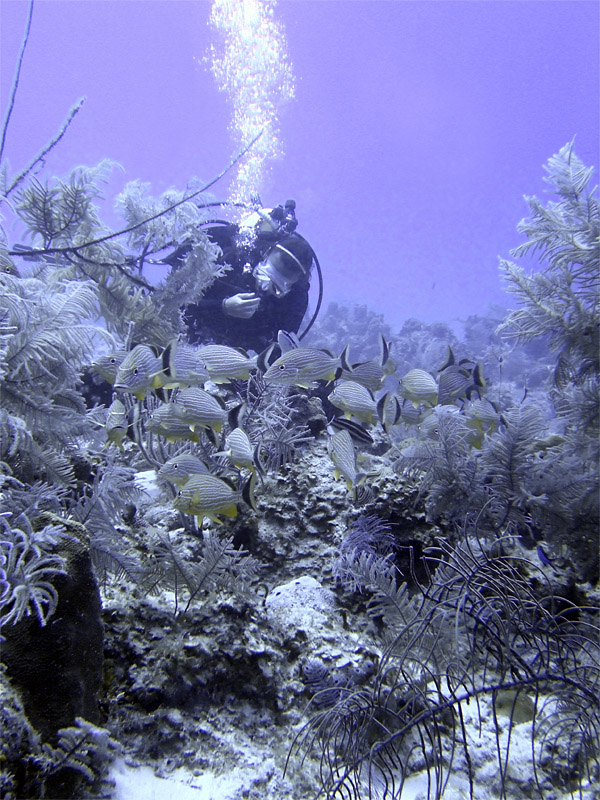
0;86;598;800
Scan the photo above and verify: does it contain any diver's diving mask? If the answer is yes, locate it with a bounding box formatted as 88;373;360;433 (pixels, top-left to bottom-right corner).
254;243;307;298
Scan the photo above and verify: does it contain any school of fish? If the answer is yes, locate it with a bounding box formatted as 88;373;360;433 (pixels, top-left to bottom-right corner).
97;335;489;524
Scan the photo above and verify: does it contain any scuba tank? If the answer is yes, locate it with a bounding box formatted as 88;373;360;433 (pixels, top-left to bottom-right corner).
237;199;298;238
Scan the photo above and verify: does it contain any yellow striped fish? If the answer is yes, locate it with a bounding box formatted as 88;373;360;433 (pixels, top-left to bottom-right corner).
327;428;364;492
93;350;129;385
105;397;128;448
147;403;200;443
158;454;210;487
176;387;228;434
196;344;257;383
156;339;210;389
264;346;350;389
328;380;378;425
114;344;162;401
220;427;260;472
174;473;256;524
398;368;439;406
339;334;396;391
340;360;385;392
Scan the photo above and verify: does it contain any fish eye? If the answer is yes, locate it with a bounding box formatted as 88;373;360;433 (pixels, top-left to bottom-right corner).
278;364;286;371
133;367;139;375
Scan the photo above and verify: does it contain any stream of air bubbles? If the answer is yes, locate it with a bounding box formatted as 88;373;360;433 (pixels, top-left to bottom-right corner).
208;0;295;203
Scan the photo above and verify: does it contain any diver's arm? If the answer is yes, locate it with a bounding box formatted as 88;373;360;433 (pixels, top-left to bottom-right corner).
222;293;261;318
191;267;241;315
191;281;260;317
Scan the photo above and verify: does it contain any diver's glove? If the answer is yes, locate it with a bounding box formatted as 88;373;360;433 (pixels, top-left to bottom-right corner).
222;292;261;319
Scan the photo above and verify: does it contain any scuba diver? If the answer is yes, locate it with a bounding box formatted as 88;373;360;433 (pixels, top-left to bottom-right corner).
166;199;321;353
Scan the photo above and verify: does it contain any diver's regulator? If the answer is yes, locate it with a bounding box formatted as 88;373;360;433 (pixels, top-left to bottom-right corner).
238;199;298;238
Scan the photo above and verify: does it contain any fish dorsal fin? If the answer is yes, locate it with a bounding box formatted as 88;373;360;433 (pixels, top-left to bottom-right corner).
473;362;486;388
153;385;174;403
339;344;352;372
376;392;388;423
439;345;455;372
256;343;277;373
204;428;218;447
161;340;176;375
228;402;246;429
379;334;391;367
277;329;300;353
242;472;257;511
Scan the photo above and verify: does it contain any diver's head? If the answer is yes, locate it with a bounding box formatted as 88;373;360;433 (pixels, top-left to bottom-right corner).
254;236;313;298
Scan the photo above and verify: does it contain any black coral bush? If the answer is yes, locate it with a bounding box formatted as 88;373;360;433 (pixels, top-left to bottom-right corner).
291;535;600;799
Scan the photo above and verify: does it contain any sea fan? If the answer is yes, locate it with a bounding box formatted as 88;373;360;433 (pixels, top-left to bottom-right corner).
16;161;117;249
393;407;478;525
476;404;548;530
68;458;145;585
115;180;226;339
11;162;216;345
240;374;312;472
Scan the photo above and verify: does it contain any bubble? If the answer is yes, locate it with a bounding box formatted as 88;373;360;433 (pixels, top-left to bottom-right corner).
209;0;295;203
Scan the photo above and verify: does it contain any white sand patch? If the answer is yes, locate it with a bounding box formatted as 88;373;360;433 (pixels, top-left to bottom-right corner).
109;759;245;800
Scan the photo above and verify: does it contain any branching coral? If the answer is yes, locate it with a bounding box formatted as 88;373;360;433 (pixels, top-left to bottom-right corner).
497;140;599;379
0;266;112;484
114;179;227;340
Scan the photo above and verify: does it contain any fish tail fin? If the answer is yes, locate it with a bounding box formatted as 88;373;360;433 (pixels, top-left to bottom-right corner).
377;392;401;432
376;393;389;428
473;362;486;389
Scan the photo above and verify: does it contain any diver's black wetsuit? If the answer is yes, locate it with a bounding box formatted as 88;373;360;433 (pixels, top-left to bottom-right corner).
183;224;310;353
